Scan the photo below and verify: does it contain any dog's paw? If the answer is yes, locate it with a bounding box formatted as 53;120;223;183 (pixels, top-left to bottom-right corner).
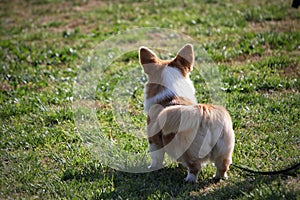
213;176;228;183
214;173;228;181
184;172;198;183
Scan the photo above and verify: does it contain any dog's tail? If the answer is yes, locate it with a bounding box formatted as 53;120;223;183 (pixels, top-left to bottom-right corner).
160;105;202;135
147;105;202;138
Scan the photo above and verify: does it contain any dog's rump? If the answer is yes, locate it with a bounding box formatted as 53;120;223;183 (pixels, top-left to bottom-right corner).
147;104;233;159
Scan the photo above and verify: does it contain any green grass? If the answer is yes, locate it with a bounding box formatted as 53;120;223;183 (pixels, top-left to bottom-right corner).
1;0;299;199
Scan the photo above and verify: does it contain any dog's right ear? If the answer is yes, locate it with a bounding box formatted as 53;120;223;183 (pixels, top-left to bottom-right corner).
139;47;158;74
175;44;194;71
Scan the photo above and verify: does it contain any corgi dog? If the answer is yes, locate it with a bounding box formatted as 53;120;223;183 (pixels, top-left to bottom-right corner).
139;44;235;183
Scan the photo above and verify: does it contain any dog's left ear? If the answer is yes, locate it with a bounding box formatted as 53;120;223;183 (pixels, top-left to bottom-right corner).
175;44;194;71
139;47;159;75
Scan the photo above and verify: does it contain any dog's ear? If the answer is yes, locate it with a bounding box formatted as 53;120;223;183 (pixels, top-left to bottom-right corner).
175;44;194;71
139;47;157;64
139;47;158;74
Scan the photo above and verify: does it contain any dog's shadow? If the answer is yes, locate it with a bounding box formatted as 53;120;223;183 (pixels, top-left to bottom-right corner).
61;164;293;199
102;167;216;199
62;164;214;198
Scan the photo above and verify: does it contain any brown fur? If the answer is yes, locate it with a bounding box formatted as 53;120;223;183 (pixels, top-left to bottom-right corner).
168;55;192;78
145;84;166;99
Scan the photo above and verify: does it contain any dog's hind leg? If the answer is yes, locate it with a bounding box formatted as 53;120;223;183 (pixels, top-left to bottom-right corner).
184;160;201;183
214;157;231;180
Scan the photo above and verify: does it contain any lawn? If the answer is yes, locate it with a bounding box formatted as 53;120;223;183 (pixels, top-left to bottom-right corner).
0;0;299;199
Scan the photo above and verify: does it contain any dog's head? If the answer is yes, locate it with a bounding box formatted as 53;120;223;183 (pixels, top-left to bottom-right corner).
139;44;196;112
139;44;194;81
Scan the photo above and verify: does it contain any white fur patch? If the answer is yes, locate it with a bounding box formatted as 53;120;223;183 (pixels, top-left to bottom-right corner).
144;66;197;113
148;147;164;169
184;171;198;182
162;66;197;104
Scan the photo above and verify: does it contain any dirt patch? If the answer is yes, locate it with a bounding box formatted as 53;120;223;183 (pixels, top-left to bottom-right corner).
248;18;300;33
73;0;104;12
282;63;300;78
0;83;12;92
235;53;262;62
0;0;105;34
221;52;270;67
35;0;105;33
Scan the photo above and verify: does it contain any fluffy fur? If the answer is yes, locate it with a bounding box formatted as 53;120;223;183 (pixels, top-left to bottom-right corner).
139;44;234;182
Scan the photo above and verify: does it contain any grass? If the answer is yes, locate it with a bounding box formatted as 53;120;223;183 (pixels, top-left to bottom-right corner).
1;0;299;199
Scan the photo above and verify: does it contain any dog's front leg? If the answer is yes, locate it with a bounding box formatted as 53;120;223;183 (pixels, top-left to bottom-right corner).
184;160;201;183
148;142;165;169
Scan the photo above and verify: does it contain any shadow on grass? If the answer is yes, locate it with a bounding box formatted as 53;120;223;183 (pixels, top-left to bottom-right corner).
197;175;298;200
61;164;298;199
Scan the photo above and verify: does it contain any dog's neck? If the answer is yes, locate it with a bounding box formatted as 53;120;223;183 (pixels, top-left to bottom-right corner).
144;66;197;113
